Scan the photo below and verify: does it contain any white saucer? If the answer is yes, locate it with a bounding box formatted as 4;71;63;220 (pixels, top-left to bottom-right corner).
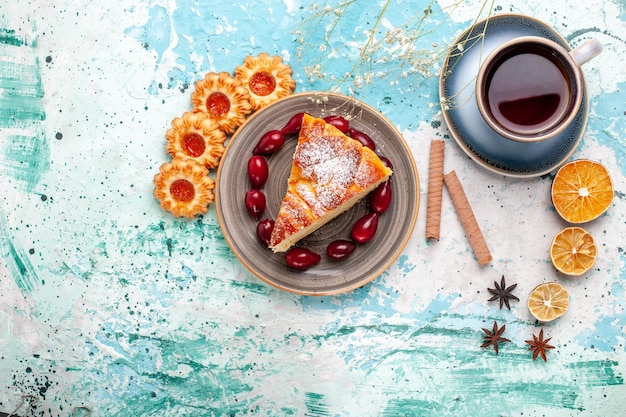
439;14;588;178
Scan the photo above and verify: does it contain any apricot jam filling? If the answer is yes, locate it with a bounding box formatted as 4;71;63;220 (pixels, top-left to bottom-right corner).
206;92;231;119
170;179;195;202
249;71;277;97
182;132;206;157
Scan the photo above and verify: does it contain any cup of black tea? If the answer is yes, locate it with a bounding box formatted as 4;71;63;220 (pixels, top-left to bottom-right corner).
476;36;602;142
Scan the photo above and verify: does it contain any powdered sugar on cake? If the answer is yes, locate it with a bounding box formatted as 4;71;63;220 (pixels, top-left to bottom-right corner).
296;135;360;217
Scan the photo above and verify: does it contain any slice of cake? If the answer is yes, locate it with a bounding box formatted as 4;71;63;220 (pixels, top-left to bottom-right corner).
269;114;392;252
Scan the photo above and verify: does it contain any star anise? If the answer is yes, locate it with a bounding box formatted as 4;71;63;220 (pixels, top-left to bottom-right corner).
488;275;520;310
480;321;511;354
525;328;555;362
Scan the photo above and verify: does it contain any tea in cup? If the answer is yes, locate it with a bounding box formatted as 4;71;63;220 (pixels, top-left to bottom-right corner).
476;36;602;142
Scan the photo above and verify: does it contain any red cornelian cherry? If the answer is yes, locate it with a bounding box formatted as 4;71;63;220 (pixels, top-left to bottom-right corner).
351;212;379;244
253;130;285;155
282;112;307;135
245;189;266;220
347;128;376;151
324;115;349;133
286;247;321;269
326;240;356;260
247;155;269;188
256;218;275;247
370;180;392;214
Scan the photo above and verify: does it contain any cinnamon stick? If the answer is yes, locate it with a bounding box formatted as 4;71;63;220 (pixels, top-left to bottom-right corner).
443;170;492;265
425;140;445;240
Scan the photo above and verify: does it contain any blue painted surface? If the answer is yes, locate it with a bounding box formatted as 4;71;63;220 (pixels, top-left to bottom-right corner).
0;0;625;415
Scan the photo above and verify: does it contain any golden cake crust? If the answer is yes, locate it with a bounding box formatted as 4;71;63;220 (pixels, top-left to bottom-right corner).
269;114;392;252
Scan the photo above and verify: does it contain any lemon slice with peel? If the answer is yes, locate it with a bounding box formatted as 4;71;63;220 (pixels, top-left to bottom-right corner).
550;227;597;276
527;282;570;322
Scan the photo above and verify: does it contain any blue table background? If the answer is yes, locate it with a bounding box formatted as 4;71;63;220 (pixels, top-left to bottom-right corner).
0;0;624;415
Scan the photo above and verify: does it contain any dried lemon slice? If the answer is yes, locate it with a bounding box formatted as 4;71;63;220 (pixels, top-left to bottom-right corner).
527;282;569;322
550;227;597;276
551;159;614;223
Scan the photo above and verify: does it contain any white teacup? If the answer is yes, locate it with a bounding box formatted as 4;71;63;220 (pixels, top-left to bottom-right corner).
475;36;602;142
